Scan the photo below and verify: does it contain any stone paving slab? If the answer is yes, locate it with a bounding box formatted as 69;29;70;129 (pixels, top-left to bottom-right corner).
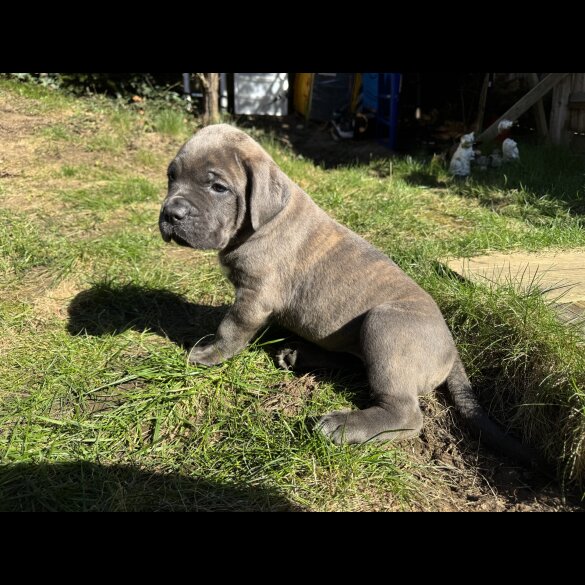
446;249;585;329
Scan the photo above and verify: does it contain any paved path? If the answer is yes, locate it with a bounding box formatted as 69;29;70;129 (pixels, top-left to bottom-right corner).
446;249;585;328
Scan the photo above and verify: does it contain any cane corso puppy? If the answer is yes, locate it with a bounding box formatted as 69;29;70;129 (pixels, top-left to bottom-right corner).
159;124;538;467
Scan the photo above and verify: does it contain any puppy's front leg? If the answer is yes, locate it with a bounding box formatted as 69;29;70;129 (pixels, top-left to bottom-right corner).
188;290;271;366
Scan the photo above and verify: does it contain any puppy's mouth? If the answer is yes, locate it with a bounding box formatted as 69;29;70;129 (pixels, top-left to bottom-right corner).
170;231;192;247
159;220;174;243
159;216;227;251
160;224;193;248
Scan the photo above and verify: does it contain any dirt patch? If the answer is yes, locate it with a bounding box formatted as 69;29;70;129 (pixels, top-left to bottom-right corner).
257;367;582;510
0;92;175;218
11;267;57;301
262;374;320;416
0;107;45;178
162;246;215;266
0;96;75;214
397;394;582;511
33;277;82;321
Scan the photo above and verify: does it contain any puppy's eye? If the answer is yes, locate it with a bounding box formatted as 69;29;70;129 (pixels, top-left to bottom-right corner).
211;183;228;193
167;169;176;182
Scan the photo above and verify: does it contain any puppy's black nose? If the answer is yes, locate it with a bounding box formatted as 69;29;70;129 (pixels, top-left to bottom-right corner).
164;198;190;221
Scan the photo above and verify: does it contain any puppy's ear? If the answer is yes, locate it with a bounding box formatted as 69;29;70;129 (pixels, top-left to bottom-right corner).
244;157;291;230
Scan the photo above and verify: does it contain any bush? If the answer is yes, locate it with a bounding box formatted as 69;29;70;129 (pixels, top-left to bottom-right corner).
4;73;186;100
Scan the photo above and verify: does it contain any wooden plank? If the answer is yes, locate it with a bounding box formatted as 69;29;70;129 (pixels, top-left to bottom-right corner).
577;75;585;132
550;74;573;145
569;91;585;103
446;249;585;304
568;76;585;132
474;73;490;132
527;73;548;137
554;302;585;335
477;73;569;144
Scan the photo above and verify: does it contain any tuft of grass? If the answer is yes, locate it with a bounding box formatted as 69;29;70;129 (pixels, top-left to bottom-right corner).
41;124;76;142
0;210;58;276
420;266;585;486
60;165;79;177
86;133;127;154
150;109;190;137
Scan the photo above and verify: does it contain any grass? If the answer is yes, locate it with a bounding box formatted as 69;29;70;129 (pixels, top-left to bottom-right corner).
151;109;191;136
59;177;160;212
1;77;584;510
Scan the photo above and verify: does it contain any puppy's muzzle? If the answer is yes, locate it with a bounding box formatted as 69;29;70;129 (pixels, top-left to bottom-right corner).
162;197;190;222
160;196;192;243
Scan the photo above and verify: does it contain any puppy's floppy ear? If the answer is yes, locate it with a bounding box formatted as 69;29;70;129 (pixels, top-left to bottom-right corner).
244;156;291;230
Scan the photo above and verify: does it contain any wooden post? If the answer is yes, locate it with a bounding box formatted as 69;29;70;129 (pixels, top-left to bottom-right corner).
568;73;585;142
550;74;572;146
476;73;569;144
474;73;490;133
527;73;549;138
196;73;220;125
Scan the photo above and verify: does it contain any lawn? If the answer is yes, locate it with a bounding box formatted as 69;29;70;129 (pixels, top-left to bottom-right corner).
1;78;584;511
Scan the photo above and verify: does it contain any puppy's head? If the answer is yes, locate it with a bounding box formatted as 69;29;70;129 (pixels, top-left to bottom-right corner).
159;124;290;250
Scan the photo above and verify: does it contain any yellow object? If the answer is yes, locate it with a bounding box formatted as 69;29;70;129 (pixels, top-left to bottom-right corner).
294;73;314;117
294;73;362;118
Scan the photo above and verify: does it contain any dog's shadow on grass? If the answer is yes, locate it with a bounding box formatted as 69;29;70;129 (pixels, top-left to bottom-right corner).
67;282;370;406
0;461;299;511
67;283;229;350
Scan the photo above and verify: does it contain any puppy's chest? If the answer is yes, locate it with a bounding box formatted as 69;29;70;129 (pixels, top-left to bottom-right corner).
218;256;272;292
218;257;232;280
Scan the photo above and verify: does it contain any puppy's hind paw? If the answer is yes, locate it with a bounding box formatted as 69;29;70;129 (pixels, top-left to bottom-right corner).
275;348;298;371
316;410;355;444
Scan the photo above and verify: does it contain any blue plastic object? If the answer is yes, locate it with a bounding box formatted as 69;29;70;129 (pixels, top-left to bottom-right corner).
360;73;401;149
376;73;401;149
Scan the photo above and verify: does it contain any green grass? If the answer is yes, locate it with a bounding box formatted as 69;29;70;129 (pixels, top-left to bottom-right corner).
420;266;585;486
0;77;74;113
41;124;76;142
85;133;127;154
59;177;161;212
1;79;585;510
135;149;165;168
0;210;61;276
151;109;190;136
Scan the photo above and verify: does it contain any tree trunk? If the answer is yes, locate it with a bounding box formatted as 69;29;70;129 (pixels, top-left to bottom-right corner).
196;73;220;125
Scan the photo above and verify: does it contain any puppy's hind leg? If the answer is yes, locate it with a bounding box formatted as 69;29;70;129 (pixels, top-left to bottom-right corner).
318;305;445;444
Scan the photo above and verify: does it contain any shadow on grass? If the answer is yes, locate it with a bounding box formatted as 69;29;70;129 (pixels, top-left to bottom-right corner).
235;115;393;169
0;461;298;511
402;170;447;188
67;283;228;349
406;145;585;216
67;282;372;408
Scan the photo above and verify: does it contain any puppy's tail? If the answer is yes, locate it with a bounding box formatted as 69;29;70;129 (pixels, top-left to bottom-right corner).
447;356;550;475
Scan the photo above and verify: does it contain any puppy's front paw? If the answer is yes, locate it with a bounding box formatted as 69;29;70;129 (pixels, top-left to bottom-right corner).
188;344;224;366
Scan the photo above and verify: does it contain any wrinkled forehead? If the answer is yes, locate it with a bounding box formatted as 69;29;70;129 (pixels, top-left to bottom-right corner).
173;127;259;181
176;143;244;179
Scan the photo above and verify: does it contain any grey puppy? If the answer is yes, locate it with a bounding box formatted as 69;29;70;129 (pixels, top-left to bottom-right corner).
159;124;537;466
